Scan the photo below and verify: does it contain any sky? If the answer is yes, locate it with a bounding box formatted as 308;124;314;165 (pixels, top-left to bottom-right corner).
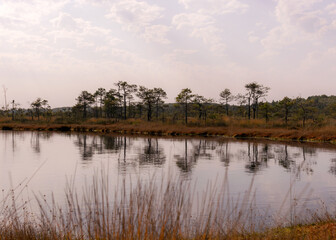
0;0;336;108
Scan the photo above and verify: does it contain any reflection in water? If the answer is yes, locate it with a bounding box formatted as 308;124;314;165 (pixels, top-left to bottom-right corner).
217;141;231;167
0;131;326;179
330;158;336;175
300;147;317;176
2;131;336;223
245;142;268;173
175;140;194;173
174;139;221;173
276;145;293;170
0;131;327;179
74;135;94;161
29;132;51;154
138;138;165;166
0;131;331;180
274;145;317;179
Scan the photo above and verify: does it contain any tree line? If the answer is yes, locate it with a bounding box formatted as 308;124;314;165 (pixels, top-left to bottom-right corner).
2;81;336;128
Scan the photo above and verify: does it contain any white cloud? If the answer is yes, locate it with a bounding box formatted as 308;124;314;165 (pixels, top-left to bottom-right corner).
179;0;248;15
260;0;333;56
275;0;326;33
173;13;214;29
174;0;248;55
163;48;197;62
106;0;170;44
108;0;163;32
300;47;336;71
172;13;225;54
141;25;171;44
248;31;259;43
326;3;336;15
51;12;110;36
48;13;117;55
1;0;336;106
0;0;68;26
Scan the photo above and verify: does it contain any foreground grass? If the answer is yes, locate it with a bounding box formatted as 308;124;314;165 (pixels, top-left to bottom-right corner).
257;222;336;239
1;223;336;239
1;118;336;143
0;169;334;240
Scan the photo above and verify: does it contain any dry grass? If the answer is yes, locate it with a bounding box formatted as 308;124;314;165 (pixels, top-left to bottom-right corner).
0;168;334;240
2;118;336;143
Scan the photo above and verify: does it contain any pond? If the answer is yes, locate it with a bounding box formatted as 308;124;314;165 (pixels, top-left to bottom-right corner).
1;131;336;224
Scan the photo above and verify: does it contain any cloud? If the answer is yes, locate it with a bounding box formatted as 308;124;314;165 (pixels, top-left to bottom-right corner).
141;25;171;44
248;31;259;43
163;48;198;63
300;47;336;72
178;0;248;15
0;0;68;26
108;0;163;31
173;0;248;55
260;0;333;56
106;0;170;44
48;12;118;56
51;12;110;36
172;13;225;54
275;0;326;33
326;3;336;15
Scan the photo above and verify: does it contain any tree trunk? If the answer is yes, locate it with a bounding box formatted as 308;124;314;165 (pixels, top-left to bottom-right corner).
156;101;159;120
128;99;131;119
248;98;251;119
198;104;202;119
285;107;288;126
123;95;127;120
147;103;152;121
83;104;87;119
185;102;188;125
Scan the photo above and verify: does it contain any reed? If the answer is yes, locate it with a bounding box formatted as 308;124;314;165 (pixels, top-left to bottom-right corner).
0;168;334;239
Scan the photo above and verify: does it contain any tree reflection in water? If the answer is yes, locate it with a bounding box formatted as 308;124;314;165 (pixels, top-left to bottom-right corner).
272;144;317;179
276;144;294;170
73;134;94;161
4;131;336;181
244;142;269;173
138;138;166;166
175;139;194;173
68;134;331;177
30;132;52;154
1;131;25;154
217;141;232;167
329;158;336;175
73;135;131;162
174;139;216;173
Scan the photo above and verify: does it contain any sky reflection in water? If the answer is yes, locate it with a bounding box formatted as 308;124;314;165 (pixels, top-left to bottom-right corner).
0;130;336;220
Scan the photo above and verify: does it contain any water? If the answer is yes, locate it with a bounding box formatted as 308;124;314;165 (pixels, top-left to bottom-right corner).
1;130;336;223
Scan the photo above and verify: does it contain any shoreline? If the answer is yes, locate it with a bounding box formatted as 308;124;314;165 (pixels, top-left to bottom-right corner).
1;122;336;144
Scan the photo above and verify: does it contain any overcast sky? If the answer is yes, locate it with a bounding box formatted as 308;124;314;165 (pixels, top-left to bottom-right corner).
0;0;335;108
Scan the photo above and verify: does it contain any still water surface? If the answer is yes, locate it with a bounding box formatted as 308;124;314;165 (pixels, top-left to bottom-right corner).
1;130;336;219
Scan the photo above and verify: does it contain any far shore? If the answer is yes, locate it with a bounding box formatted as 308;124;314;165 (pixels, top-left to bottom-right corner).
1;121;336;143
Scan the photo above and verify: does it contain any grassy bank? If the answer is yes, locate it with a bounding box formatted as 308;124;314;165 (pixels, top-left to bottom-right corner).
1;222;336;239
1;119;336;143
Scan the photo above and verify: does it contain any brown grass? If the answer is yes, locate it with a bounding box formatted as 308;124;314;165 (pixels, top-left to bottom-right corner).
1;118;336;143
0;167;334;239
